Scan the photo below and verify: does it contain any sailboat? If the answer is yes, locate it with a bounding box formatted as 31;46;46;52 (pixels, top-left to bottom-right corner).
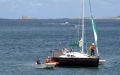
51;0;105;67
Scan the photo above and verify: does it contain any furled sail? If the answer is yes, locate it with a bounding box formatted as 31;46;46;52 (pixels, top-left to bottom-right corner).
89;0;99;56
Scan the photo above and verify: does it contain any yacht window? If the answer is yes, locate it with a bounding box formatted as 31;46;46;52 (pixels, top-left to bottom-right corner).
67;55;70;57
71;55;75;57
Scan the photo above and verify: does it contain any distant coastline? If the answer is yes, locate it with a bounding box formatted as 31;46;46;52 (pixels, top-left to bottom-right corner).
0;16;120;20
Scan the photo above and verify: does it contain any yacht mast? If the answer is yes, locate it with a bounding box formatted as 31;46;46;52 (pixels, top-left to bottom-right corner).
81;0;84;54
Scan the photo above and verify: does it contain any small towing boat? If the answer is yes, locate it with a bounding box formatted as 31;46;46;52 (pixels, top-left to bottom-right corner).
33;62;56;69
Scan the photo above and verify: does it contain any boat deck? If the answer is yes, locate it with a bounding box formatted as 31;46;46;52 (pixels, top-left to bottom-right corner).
53;52;64;56
90;56;97;58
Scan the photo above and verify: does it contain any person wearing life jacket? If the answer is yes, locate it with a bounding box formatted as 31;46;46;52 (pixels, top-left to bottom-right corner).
62;47;68;54
46;56;51;63
36;58;41;64
89;43;96;56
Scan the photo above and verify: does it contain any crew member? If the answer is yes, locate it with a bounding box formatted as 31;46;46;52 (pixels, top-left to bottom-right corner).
46;56;51;63
89;43;96;56
62;47;68;54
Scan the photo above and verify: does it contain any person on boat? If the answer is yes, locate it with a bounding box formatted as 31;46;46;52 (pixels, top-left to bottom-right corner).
62;47;68;54
37;58;41;64
89;43;96;56
46;56;51;63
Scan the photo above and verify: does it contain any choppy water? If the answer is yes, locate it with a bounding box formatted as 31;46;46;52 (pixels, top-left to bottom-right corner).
0;19;120;75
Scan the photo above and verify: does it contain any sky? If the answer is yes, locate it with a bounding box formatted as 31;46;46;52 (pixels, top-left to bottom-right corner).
0;0;120;19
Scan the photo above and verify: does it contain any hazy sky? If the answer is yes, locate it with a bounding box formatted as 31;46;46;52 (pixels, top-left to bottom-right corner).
0;0;119;19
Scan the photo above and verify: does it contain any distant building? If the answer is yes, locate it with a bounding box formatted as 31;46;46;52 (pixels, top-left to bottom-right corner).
22;16;28;19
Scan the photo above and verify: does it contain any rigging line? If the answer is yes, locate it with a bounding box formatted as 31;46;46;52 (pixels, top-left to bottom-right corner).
89;0;92;14
68;0;79;46
60;1;74;47
60;0;78;49
84;30;88;53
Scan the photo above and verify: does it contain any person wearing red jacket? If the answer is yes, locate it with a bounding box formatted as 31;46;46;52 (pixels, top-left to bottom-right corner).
89;43;96;56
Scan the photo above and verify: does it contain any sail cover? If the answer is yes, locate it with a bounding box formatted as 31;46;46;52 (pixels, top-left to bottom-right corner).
69;42;79;46
69;39;82;47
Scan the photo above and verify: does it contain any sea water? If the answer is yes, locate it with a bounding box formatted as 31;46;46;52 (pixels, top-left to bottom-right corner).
0;19;120;75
